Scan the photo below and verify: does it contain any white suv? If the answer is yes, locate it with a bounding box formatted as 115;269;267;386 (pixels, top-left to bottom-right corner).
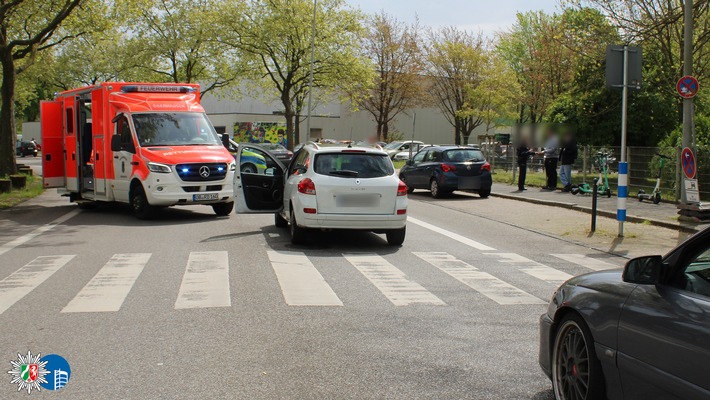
234;142;408;245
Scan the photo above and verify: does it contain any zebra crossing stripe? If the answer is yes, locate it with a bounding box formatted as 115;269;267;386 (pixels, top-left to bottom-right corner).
62;253;151;313
487;253;572;284
344;253;446;306
414;252;544;305
407;217;496;251
0;209;80;256
0;255;75;315
267;251;342;306
551;254;620;272
175;251;231;309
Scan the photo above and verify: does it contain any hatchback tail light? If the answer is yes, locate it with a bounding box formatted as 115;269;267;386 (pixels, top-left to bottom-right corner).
397;180;408;196
481;162;491;172
298;178;316;195
441;164;457;172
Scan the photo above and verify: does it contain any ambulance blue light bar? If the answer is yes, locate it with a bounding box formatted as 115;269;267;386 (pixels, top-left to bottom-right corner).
121;85;196;93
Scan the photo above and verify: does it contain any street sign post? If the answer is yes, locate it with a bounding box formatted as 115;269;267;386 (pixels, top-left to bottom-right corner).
677;76;699;99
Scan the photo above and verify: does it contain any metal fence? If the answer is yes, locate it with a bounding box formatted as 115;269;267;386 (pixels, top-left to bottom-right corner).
487;145;710;202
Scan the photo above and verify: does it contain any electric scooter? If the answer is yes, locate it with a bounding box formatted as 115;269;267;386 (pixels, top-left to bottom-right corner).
638;153;671;204
571;152;612;197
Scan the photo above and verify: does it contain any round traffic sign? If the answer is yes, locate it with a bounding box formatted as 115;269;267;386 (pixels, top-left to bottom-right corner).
681;147;696;179
677;76;699;99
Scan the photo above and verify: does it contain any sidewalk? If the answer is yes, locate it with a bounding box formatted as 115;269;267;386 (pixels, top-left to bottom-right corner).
491;182;709;233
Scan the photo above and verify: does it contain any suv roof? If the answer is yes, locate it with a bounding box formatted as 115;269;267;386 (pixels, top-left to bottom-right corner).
304;141;387;155
424;145;481;151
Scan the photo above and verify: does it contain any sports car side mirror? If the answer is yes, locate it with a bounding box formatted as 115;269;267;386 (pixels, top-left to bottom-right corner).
622;255;663;285
406;160;414;166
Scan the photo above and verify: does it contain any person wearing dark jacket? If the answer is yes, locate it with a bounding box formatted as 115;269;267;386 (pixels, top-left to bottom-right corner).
559;132;578;192
516;139;535;191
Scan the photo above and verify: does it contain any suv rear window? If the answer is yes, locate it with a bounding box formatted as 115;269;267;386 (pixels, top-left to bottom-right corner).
444;149;485;162
314;153;394;178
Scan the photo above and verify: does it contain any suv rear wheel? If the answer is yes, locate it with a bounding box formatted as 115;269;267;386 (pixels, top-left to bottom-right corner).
290;208;307;245
212;201;234;216
386;227;406;246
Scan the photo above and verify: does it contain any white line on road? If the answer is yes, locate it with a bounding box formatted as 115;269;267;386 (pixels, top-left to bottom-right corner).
0;209;80;256
62;253;151;313
551;254;621;271
344;253;446;306
414;252;544;305
0;255;75;315
407;217;496;251
487;253;572;284
175;251;231;309
268;251;342;306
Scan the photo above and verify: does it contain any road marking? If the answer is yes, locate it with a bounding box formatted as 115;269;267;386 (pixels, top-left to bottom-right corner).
487;253;572;284
62;253;151;313
0;255;75;315
407;217;495;251
175;251;231;309
344;253;446;306
0;209;80;256
268;251;342;306
551;254;621;271
414;252;544;305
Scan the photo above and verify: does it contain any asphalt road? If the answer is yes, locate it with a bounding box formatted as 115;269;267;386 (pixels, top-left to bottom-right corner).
0;190;631;399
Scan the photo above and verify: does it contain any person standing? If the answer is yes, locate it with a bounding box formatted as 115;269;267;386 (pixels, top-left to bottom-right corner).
559;131;578;192
516;138;535;191
539;130;559;190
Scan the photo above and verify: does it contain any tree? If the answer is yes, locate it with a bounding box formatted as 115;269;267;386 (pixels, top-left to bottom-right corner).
0;0;84;177
358;12;423;141
220;0;372;149
128;0;241;97
426;27;488;145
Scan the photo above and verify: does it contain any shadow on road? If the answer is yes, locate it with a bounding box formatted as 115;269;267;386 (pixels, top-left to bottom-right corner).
257;224;402;256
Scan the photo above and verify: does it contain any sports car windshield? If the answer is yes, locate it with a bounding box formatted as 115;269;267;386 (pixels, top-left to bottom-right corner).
132;113;221;146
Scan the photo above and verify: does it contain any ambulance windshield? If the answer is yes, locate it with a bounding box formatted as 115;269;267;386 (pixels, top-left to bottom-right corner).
132;112;221;147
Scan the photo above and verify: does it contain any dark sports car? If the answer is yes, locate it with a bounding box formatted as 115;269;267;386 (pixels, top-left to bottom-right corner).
398;145;492;198
539;226;710;400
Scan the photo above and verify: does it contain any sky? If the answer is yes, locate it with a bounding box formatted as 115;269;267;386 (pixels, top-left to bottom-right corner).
348;0;560;38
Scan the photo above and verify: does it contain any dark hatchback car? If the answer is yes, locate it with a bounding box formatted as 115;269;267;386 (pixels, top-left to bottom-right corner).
250;142;293;164
398;145;492;198
16;141;37;157
540;226;710;400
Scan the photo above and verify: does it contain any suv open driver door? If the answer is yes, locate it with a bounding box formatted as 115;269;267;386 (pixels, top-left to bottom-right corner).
234;145;285;213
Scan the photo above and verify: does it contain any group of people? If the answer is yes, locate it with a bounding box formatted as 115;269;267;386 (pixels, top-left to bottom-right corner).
516;131;578;192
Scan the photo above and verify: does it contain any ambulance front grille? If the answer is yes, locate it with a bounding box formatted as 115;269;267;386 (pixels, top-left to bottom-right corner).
176;163;228;182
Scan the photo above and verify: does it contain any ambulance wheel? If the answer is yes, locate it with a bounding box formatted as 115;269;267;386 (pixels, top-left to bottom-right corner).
130;184;154;220
78;201;96;210
212;201;234;216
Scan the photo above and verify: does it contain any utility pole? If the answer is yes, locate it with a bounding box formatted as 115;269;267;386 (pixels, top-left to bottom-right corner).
305;0;317;146
681;0;695;204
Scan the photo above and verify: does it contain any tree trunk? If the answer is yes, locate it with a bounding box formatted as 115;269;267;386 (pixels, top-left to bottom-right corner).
0;50;18;177
454;119;461;145
382;122;389;142
295;113;301;146
282;93;295;151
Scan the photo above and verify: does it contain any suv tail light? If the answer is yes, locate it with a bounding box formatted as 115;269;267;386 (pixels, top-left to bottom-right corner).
481;162;491;172
441;164;457;172
298;178;316;195
397;180;408;196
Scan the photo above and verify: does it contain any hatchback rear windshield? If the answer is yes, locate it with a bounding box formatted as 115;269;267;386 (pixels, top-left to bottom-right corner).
443;149;485;162
314;153;394;178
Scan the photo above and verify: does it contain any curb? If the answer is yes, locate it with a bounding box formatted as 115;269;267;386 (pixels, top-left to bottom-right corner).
490;191;701;234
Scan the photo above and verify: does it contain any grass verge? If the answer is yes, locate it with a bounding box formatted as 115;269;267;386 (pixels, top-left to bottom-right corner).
0;175;44;210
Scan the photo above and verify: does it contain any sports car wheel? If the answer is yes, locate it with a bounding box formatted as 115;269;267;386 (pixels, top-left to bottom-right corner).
552;314;605;400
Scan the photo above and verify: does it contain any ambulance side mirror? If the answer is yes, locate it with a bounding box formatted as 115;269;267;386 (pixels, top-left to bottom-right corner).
111;135;122;152
221;133;230;149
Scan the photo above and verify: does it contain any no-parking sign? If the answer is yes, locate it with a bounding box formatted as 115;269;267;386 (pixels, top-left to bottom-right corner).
677;76;699;99
681;147;697;179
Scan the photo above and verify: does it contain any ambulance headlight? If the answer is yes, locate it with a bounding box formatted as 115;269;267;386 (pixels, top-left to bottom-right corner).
229;162;236;171
148;162;172;173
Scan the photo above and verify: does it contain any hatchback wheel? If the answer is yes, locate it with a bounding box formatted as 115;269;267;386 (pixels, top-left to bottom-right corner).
212;201;234;216
479;188;491;198
552;314;605;400
430;179;442;198
386;227;406;246
289;208;307;245
400;176;415;194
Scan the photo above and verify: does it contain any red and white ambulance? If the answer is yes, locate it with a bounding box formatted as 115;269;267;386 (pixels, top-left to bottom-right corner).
40;82;236;218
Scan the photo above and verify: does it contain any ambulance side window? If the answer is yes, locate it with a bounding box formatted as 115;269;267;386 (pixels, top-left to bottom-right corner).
117;117;135;153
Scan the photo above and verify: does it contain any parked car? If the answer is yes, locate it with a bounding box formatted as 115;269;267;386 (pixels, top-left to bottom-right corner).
539;226;710;400
383;140;424;159
398;146;492;198
16;141;37;157
249;142;293;164
393;144;433;161
233;142;408;246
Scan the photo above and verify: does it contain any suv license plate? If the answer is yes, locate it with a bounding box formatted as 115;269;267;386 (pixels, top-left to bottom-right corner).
193;193;219;201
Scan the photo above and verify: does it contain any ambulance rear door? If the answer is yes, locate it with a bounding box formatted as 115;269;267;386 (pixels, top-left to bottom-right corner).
40;100;65;188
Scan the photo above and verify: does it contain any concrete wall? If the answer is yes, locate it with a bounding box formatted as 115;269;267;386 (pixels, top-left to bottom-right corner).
201;90;510;145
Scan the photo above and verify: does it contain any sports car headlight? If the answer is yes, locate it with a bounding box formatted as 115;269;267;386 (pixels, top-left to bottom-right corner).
147;162;172;173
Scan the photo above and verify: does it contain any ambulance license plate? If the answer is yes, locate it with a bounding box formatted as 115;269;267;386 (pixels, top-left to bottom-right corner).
193;193;219;201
